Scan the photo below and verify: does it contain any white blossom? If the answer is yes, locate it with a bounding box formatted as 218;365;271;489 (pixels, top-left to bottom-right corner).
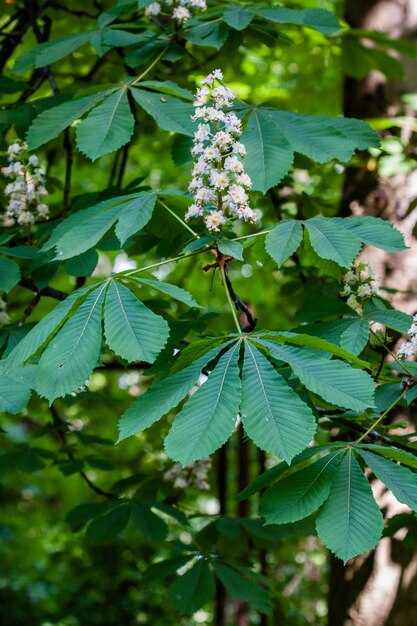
186;70;256;233
397;314;417;360
1;139;49;225
341;262;380;312
145;0;206;22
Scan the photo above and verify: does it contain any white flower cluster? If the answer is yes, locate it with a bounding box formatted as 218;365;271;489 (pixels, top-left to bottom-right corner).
145;0;206;23
0;296;10;327
340;262;380;311
186;69;256;233
397;314;417;360
1;140;49;225
163;458;211;490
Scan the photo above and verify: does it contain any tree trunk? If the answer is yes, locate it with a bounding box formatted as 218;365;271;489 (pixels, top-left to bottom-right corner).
328;2;417;625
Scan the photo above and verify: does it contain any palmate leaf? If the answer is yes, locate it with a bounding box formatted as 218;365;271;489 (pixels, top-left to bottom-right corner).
265;216;403;269
358;450;417;511
131;88;195;136
76;88;135;161
104;280;169;363
164;342;242;466
316;450;383;562
169;559;215;615
240;108;294;193
222;7;254;30
26;91;115;149
240;342;316;463
45;193;156;260
35;284;108;402
117;342;228;442
256;340;375;411
4;282;99;371
260;451;343;524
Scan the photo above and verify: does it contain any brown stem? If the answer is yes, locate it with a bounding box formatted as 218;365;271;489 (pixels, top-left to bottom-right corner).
19;277;68;301
50;405;117;500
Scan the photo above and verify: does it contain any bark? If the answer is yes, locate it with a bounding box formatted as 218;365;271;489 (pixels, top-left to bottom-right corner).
328;2;417;625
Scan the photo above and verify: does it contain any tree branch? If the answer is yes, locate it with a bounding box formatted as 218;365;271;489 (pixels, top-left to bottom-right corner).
50;405;117;500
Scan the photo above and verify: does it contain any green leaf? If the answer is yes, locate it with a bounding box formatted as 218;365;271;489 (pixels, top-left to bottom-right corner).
316;450;383;562
358;444;417;470
223;7;254;30
144;556;194;583
304;217;362;268
26;91;114;149
363;298;412;333
339;319;369;355
260;452;342;524
265;220;303;267
241;342;316;463
117;343;227;442
66;250;99;277
35;284;107;402
256;7;341;35
235;446;333;501
87;504;131;544
4;283;99;371
257;341;375;411
267;109;378;163
217;239;244;261
358;450;417;511
212;562;271;615
164;342;242;465
0;256;20;292
114;192;156;246
183;22;229;49
131;504;168;542
138;80;193;100
169;559;215;615
0;363;32;414
241;109;294;193
50;194;149;260
132;277;202;308
131;88;195;136
76;88;135;161
14;31;95;72
104;280;169;363
334;216;406;252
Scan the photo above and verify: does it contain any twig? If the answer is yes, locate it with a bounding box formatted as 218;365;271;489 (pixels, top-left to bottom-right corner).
50;405;117;500
19;278;68;301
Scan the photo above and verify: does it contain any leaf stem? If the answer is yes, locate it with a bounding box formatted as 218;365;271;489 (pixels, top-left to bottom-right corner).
369;328;416;378
354;388;408;445
122;250;205;277
158;199;200;238
231;229;271;242
220;263;241;333
131;44;171;85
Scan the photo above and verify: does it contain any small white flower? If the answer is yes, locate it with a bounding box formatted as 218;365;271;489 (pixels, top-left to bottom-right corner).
232;142;247;157
195;187;216;204
145;1;161;16
28;155;39;167
203;146;222;161
209;169;230;190
173;6;190;21
236;173;252;188
357;283;372;298
224;156;243;173
205;210;226;232
194;123;211;142
185;204;203;220
347;295;359;310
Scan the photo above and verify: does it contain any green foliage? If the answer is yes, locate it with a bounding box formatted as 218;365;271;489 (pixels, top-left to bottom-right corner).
2;1;417;621
316;450;384;562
